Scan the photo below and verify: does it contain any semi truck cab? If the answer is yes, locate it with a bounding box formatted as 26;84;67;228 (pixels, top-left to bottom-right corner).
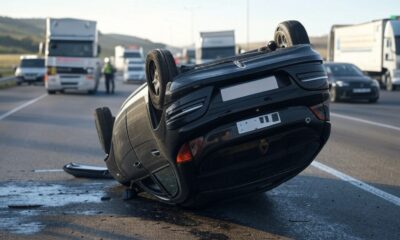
45;18;101;94
383;20;400;89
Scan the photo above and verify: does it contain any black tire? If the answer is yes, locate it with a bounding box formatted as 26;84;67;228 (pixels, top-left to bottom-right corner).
274;20;310;48
88;89;97;95
385;72;393;91
47;90;56;94
145;49;178;110
94;107;114;154
369;98;379;103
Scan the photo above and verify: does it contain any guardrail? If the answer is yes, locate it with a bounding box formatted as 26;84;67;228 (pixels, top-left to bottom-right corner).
0;76;17;89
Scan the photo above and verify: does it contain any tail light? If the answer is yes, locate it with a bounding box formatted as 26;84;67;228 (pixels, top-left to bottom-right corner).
176;137;204;164
310;102;330;121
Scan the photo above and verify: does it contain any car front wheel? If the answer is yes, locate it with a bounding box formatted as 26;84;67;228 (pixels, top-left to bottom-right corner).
145;49;178;111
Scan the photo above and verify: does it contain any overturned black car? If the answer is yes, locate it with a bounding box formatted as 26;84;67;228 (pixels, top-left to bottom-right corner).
94;21;331;207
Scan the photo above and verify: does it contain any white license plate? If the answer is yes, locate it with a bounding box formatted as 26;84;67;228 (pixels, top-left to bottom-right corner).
353;88;371;93
220;76;278;102
236;112;281;134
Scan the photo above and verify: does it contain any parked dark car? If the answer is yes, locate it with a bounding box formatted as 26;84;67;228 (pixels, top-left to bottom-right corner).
92;21;331;207
325;63;380;103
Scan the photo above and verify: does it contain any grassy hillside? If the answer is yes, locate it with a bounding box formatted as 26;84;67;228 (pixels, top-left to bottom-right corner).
0;16;173;57
0;16;178;76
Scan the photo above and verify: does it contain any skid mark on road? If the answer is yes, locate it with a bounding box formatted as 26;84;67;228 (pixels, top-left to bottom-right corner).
331;112;400;132
312;161;400;207
0;94;47;121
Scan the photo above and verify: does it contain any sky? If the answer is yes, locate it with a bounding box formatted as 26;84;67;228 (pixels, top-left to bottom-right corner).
1;0;400;47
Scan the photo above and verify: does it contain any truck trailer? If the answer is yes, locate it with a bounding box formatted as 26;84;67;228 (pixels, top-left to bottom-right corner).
328;18;400;90
195;30;235;64
45;18;101;94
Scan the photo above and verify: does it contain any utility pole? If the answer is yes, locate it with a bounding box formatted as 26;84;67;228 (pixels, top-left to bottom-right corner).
246;0;250;50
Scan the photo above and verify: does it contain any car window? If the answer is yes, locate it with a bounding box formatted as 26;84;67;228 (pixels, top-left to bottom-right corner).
20;59;45;68
326;64;364;77
395;36;400;54
128;66;144;71
153;166;179;196
124;52;141;58
201;47;235;60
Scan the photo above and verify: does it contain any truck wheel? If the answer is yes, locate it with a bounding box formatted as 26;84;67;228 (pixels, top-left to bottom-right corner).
145;49;178;110
385;72;393;91
94;107;114;154
330;88;338;102
274;21;310;48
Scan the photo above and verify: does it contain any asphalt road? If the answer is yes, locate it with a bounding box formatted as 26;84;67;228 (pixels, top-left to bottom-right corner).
0;79;399;240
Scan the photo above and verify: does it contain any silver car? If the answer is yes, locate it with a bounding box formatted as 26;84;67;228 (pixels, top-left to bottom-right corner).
15;56;46;85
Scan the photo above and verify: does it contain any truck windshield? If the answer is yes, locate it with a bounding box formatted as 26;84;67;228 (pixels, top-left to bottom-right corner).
20;59;44;68
128;66;143;71
124;52;141;58
201;47;235;60
395;36;400;54
48;40;93;57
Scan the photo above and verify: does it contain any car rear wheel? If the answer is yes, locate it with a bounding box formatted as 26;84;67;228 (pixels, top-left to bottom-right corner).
47;90;56;94
274;20;310;48
145;49;178;111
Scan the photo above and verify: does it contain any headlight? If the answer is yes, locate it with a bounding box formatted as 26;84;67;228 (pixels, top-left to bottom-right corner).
86;68;94;74
371;79;380;87
335;81;349;87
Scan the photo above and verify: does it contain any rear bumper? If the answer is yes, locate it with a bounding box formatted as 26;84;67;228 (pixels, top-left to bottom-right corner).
173;105;330;203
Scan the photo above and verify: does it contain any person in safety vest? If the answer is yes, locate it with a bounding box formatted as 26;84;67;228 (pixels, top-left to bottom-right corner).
102;57;116;94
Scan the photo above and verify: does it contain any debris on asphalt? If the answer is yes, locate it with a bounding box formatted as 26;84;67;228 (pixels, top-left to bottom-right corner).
122;188;137;201
100;196;111;201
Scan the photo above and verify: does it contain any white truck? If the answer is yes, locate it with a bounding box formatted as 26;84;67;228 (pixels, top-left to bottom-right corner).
45;18;101;94
114;46;144;71
328;18;400;90
123;59;146;83
195;30;235;64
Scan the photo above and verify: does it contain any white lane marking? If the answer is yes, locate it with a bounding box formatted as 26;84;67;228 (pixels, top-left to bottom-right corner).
33;169;64;173
0;94;47;121
312;161;400;207
331;112;400;132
